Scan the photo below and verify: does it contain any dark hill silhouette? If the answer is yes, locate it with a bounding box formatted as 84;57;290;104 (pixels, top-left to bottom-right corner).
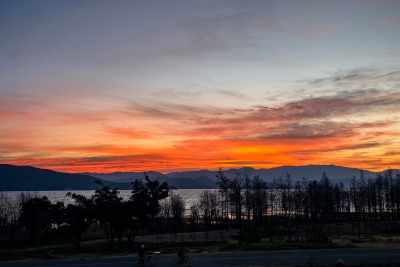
87;164;395;188
84;170;217;189
0;164;104;191
255;165;377;184
82;171;165;183
1;164;398;191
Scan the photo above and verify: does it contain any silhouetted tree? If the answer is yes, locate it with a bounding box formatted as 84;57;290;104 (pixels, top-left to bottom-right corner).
216;169;230;224
229;176;243;226
19;196;53;245
189;201;201;230
130;175;169;231
170;193;185;231
65;192;95;250
244;176;253;222
199;191;218;226
0;193;18;244
252;176;267;225
92;185;131;247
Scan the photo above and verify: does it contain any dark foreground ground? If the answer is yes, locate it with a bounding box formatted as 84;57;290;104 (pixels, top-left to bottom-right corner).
3;248;400;267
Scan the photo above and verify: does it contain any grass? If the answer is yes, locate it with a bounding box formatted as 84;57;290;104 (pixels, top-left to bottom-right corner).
2;233;400;261
219;239;344;252
0;238;221;261
293;265;400;267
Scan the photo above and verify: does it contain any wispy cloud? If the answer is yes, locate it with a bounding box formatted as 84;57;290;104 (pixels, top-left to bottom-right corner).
107;128;152;139
307;68;400;90
1;68;399;172
216;89;252;100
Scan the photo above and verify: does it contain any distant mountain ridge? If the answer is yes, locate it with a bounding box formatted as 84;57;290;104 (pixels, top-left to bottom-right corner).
0;164;107;191
86;165;400;188
1;164;399;191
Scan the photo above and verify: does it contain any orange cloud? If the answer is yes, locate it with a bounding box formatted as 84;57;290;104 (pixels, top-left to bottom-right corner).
107;128;153;139
1;71;400;173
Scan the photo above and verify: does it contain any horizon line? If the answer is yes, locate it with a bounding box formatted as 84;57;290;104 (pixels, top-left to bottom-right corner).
1;162;398;175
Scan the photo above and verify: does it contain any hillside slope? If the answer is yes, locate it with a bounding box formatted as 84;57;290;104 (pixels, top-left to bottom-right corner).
0;164;101;191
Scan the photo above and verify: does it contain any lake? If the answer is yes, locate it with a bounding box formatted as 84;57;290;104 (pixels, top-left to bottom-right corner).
0;189;217;211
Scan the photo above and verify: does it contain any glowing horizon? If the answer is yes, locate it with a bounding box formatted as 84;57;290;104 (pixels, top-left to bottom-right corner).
1;1;399;173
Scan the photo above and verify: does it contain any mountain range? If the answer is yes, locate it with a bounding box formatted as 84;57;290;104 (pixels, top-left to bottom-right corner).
0;164;103;191
87;165;399;189
1;164;399;191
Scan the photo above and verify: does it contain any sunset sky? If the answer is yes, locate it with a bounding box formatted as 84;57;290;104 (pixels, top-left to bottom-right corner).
1;0;400;173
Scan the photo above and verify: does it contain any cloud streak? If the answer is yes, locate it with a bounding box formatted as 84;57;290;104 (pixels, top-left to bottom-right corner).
1;68;399;172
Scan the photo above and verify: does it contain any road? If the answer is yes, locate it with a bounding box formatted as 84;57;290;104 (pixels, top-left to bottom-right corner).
3;248;400;267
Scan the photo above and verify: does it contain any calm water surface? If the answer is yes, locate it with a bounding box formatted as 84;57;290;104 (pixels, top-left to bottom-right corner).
0;189;217;210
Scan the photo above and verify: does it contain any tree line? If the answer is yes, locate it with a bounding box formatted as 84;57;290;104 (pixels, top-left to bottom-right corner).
0;176;169;249
1;170;400;250
186;170;400;242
